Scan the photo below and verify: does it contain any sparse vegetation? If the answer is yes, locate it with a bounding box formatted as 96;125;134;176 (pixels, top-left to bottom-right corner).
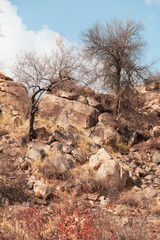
0;15;160;240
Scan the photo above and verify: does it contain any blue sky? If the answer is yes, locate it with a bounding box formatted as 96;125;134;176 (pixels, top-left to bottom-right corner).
1;0;160;75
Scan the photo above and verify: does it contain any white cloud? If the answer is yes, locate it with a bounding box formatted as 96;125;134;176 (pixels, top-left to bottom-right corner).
145;0;160;5
0;0;61;76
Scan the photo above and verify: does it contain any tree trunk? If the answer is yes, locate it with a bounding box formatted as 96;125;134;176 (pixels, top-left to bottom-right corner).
115;67;121;116
28;96;37;141
28;108;36;141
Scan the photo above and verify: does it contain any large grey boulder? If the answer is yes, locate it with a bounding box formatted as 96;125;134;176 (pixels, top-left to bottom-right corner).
39;94;100;129
89;148;127;190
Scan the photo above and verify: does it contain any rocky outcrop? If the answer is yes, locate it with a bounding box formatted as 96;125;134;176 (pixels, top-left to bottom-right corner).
39;93;100;129
0;74;30;114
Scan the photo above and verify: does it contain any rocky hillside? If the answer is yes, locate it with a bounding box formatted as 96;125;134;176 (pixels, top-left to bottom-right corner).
0;73;160;239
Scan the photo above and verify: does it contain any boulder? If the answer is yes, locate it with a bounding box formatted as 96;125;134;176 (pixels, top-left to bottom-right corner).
89;123;121;146
53;129;75;145
71;149;87;164
89;148;127;190
27;142;51;153
0;77;30;114
39;94;99;129
57;90;78;100
50;141;73;155
89;148;112;169
25;143;48;161
77;95;88;104
52;155;74;174
98;112;118;129
25;148;45;161
87;96;105;111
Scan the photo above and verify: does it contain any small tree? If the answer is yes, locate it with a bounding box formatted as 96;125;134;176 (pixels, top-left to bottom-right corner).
12;35;83;141
81;18;148;115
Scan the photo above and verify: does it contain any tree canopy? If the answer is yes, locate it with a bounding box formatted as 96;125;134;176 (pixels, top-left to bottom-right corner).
82;18;148;114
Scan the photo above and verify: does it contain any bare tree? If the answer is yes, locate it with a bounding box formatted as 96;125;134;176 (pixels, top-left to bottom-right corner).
81;18;149;115
12;35;83;141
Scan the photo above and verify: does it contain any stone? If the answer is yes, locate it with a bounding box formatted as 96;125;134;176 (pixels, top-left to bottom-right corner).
152;151;160;165
53;129;75;145
33;180;52;198
21;160;30;170
62;144;73;154
152;126;160;138
99;196;110;207
135;167;147;178
155;169;160;177
89;148;112;169
145;188;157;198
39;94;100;129
144;174;154;181
11;116;22;127
89;123;120;146
57;90;78;100
27;176;36;190
27;142;51;153
154;178;160;185
89;148;127;190
34;127;49;140
87;96;104;111
52;155;74;174
50;142;63;153
95;159;120;186
71;149;87;164
25;148;46;160
77;95;88;104
11;110;19;116
98;112;118;129
0;78;30;114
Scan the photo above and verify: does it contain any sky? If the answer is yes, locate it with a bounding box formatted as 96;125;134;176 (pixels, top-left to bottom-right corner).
0;0;160;77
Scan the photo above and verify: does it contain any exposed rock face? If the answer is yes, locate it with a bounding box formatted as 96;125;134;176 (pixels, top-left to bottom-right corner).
39;94;100;129
0;75;30;114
